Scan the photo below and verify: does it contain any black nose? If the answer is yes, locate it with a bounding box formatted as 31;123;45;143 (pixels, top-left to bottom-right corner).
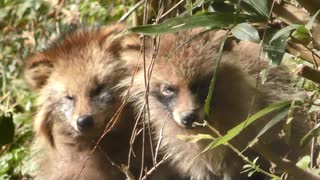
180;111;197;128
77;115;94;131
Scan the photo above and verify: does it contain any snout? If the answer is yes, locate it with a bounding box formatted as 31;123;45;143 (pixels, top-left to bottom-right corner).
76;114;94;132
173;111;198;128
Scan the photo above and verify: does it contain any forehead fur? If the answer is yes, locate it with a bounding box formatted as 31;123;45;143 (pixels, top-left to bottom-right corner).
152;30;225;83
43;25;128;85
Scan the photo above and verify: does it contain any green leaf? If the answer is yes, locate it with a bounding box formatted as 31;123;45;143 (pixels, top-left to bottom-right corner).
306;9;320;30
129;12;254;35
204;31;230;116
242;0;269;18
0;113;15;147
262;28;289;65
248;170;256;177
296;156;311;170
176;134;214;143
300;122;320;147
292;26;312;43
248;106;290;147
270;24;301;43
202;101;291;153
231;23;260;43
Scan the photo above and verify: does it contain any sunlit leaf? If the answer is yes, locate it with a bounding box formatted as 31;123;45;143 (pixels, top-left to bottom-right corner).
270;24;301;43
231;23;260;43
202;101;291;153
296;156;311;170
292;26;312;43
129;12;255;35
248;106;290;147
248;170;256;177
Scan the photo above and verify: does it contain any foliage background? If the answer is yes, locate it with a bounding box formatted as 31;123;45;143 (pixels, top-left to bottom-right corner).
0;0;320;179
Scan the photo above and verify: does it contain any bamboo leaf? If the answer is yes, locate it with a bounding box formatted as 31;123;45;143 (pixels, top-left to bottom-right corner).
129;12;254;35
300;122;320;147
292;26;312;43
202;101;291;153
263;28;289;65
270;24;301;43
296;156;311;170
204;31;230;116
231;23;260;43
248;106;290;147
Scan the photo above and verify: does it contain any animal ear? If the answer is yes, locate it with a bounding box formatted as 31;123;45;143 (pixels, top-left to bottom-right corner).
119;34;149;71
24;52;54;90
119;34;153;73
97;23;131;55
98;23;152;70
34;106;55;147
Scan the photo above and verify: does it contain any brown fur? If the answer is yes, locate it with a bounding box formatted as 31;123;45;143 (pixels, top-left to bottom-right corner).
24;24;154;180
119;30;310;180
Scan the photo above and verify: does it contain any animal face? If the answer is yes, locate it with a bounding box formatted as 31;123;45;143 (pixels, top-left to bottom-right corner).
25;24;142;145
41;61;118;136
124;32;221;130
148;70;212;128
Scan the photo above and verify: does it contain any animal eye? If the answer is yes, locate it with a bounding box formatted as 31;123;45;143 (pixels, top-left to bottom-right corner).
160;84;176;97
91;85;113;103
65;94;74;101
98;91;112;102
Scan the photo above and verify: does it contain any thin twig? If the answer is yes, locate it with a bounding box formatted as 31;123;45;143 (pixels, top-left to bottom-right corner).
119;0;145;23
159;0;185;20
154;113;170;163
141;154;172;180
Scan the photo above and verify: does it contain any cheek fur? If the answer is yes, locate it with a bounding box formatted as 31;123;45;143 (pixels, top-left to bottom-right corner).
59;99;74;121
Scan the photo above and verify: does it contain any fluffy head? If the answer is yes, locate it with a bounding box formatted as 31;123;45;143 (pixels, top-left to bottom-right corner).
24;24;142;147
122;30;256;131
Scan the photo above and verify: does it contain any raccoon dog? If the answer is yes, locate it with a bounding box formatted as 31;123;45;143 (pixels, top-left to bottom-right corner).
120;30;310;180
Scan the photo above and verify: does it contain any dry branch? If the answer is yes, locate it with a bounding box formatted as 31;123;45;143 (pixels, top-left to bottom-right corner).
296;65;320;84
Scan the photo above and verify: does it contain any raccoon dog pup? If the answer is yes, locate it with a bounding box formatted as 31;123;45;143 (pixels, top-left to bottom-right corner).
120;30;309;180
24;24;147;179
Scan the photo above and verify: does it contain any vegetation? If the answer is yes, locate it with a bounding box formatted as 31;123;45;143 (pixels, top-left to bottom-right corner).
0;0;320;179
